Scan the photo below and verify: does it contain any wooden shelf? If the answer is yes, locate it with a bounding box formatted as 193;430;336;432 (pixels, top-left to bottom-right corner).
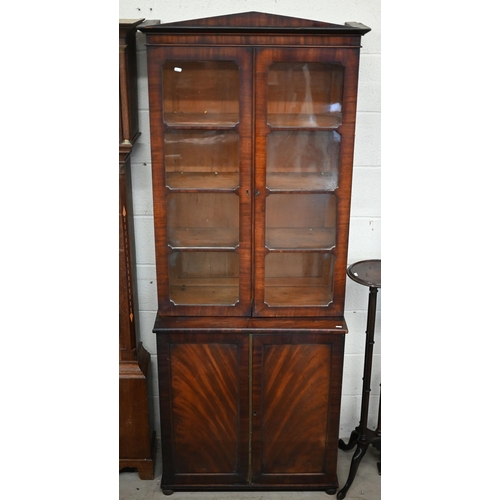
264;285;333;307
164;113;239;128
170;281;239;305
166;172;239;190
168;227;239;248
268;113;341;129
267;172;337;192
266;227;335;250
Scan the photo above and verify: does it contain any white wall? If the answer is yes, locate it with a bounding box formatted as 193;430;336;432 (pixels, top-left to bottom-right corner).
119;0;381;440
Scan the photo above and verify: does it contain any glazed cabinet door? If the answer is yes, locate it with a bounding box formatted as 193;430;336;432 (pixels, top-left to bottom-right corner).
253;48;361;317
146;47;253;316
157;332;250;490
251;333;345;489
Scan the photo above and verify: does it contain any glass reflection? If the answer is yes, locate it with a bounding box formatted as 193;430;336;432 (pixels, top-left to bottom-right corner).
267;62;344;128
165;130;239;189
266;131;340;191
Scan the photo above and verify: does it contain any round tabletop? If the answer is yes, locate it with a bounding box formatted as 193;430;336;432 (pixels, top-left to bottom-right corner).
347;259;381;288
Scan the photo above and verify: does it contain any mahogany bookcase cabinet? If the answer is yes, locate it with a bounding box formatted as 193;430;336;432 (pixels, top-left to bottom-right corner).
140;12;370;495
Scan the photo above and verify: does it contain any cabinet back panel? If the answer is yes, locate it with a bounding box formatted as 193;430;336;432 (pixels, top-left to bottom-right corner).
167;193;239;229
264;253;334;307
165;130;239;177
163;61;239;124
265;194;337;250
168;252;240;306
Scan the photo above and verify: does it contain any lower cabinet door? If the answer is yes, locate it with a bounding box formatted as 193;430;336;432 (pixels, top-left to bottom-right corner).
157;332;250;490
251;333;345;490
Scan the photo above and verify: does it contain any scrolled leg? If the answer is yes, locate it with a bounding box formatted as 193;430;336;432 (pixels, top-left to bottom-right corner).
337;442;368;499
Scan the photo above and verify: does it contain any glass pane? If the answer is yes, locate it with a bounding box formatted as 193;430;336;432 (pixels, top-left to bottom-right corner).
264;253;334;307
266;194;336;250
163;61;239;126
169;251;239;305
266;131;340;191
167;193;239;248
165;130;239;189
267;62;343;128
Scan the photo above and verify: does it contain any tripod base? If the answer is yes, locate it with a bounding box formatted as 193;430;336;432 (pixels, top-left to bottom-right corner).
337;427;380;500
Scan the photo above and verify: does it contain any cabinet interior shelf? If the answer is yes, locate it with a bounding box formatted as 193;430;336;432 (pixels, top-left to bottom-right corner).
268;113;342;129
170;283;239;306
162;112;341;129
267;173;337;192
169;279;333;308
168;227;239;248
164;172;338;191
166;172;239;190
167;227;335;250
265;285;333;307
164;113;239;128
266;227;335;250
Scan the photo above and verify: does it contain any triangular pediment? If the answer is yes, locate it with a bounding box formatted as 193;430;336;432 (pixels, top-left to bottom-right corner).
168;11;344;29
140;11;370;35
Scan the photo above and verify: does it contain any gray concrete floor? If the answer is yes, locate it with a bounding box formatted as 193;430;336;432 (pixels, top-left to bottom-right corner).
119;441;381;500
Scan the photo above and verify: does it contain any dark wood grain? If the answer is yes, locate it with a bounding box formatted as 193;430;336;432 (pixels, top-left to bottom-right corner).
157;332;249;489
261;343;331;473
141;11;370;35
170;343;239;473
119;19;144;359
252;333;344;488
119;19;143;150
119;154;138;359
119;346;152;458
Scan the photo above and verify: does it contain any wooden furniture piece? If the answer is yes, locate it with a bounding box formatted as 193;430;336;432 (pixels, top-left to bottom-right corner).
338;259;381;499
119;18;156;480
139;12;370;494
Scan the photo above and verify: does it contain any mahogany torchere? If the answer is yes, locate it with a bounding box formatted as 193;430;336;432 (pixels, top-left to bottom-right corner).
337;259;381;500
139;12;370;494
119;19;156;479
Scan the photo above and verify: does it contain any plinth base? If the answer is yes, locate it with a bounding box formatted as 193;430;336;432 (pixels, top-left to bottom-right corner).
120;343;156;479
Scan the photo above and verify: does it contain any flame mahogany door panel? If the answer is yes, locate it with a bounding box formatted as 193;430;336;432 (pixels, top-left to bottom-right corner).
251;333;345;489
156;332;250;488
